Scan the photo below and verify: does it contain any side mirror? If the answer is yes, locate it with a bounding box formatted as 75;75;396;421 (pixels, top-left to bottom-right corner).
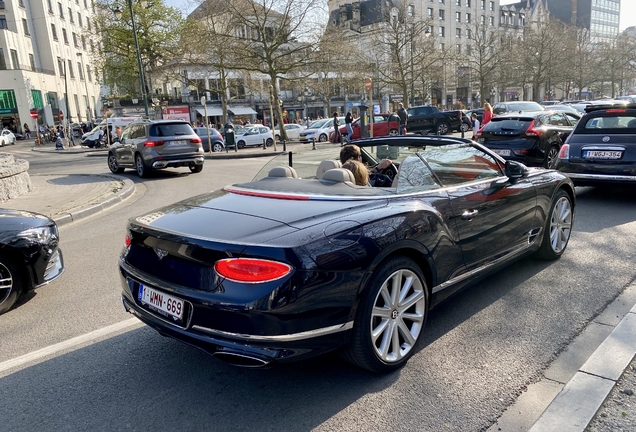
505;160;528;180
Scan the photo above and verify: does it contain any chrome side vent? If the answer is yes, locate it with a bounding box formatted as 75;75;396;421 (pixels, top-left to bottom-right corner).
528;228;542;244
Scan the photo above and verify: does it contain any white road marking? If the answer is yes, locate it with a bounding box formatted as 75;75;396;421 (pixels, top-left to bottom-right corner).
0;318;142;374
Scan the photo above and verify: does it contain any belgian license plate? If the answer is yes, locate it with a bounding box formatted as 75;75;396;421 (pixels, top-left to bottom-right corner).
583;150;622;160
167;140;186;147
138;284;184;320
493;149;511;156
299;137;307;141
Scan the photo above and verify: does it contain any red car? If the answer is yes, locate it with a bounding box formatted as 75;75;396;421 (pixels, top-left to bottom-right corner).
331;113;400;141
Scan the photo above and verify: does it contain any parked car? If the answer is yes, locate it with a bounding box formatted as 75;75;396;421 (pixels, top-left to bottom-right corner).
492;101;545;116
477;111;576;169
193;127;225;153
298;119;332;142
233;126;274;148
540;101;560;106
1;129;16;146
556;103;636;186
615;95;636;104
332;113;400;141
465;108;485;123
272;123;306;141
0;209;64;315
406;105;471;135
119;135;575;373
107;120;205;177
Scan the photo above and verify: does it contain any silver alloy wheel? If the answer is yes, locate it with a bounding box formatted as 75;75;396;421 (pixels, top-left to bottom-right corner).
0;262;14;305
461;123;469;132
212;143;223;152
389;129;398;136
549;196;572;253
318;134;327;142
437;123;449;135
546;147;559;169
370;269;426;363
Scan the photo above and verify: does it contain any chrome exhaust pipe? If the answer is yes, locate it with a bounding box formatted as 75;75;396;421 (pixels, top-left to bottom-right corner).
213;351;272;368
153;161;168;168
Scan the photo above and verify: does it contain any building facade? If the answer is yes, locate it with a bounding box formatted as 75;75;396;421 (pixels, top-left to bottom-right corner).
545;0;620;43
0;0;101;133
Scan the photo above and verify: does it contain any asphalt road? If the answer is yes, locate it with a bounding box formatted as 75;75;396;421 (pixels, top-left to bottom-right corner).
1;141;635;431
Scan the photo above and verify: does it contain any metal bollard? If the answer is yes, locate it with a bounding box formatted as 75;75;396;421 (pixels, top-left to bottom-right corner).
312;138;316;150
461;128;465;138
263;138;266;150
282;139;287;152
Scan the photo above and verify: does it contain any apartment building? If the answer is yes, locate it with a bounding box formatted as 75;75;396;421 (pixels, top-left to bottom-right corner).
0;0;101;132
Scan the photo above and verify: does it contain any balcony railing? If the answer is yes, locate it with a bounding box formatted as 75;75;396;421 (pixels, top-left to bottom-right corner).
0;64;56;75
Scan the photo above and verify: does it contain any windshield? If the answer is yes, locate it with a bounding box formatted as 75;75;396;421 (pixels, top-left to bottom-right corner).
306;119;329;129
581;114;636;133
483;118;533;132
505;103;544;112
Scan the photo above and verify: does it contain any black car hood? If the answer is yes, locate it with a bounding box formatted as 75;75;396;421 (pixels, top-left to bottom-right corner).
131;190;388;244
0;209;52;230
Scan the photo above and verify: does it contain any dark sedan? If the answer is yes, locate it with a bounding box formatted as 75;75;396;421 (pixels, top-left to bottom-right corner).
0;209;64;314
193;127;225;153
556;103;636;186
119;136;575;372
477;111;577;169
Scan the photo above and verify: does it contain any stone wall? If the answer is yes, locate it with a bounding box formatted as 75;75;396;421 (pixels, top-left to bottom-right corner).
0;154;32;202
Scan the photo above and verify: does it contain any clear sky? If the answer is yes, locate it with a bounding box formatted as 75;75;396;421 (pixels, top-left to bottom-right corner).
500;0;635;32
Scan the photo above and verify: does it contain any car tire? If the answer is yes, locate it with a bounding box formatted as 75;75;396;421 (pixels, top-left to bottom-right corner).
275;135;280;140
135;154;149;178
436;122;450;135
342;256;428;373
535;189;573;260
318;134;327;142
212;142;223;153
0;258;23;315
389;129;398;136
543;146;559;169
237;140;246;149
189;164;203;173
266;138;273;147
460;123;470;133
108;153;125;174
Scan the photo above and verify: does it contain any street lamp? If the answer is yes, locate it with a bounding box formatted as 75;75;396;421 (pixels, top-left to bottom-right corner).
114;0;150;118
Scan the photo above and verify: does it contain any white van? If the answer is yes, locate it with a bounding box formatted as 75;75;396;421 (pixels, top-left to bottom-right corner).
81;117;142;147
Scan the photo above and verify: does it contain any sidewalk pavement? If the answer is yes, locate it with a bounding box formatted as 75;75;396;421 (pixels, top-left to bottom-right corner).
12;137;636;431
1;173;134;227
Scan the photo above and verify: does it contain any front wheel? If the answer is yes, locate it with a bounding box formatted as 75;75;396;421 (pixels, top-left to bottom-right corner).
108;153;125;174
436;122;450;135
342;256;428;373
237;140;246;149
535;189;573;260
0;259;23;315
318;134;327;142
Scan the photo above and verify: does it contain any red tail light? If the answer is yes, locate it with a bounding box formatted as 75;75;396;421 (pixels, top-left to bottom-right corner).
124;233;131;247
525;120;543;137
144;141;164;147
214;258;293;283
190;137;202;144
558;144;570;159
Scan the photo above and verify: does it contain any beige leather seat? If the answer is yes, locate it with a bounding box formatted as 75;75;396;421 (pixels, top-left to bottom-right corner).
316;160;342;179
321;168;355;184
268;166;298;178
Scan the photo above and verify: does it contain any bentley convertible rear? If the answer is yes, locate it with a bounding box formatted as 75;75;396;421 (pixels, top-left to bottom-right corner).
120;136;575;372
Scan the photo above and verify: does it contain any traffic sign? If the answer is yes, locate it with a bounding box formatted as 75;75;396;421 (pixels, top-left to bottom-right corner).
59;110;64;121
29;109;38;119
364;77;372;91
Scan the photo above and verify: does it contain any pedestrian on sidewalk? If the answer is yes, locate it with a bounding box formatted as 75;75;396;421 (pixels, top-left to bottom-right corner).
397;103;407;135
345;112;354;143
332;112;341;143
23;123;31;139
471;113;480;141
482;102;493;126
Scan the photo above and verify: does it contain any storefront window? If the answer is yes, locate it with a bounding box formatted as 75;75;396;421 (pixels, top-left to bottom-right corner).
0;90;18;112
32;90;44;109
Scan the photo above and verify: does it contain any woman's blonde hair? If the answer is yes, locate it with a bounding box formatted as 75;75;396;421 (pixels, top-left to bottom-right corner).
484;102;493;113
342;160;369;186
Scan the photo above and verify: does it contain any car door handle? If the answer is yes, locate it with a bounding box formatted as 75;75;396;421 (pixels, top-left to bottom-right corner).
461;210;479;220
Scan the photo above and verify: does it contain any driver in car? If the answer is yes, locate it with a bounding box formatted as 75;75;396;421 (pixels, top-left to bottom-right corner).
339;144;394;187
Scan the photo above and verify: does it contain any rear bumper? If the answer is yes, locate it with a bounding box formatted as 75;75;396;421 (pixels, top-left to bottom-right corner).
151;156;205;169
556;161;636;184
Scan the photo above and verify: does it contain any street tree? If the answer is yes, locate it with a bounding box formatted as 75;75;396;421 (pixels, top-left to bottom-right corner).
93;0;184;100
561;26;599;100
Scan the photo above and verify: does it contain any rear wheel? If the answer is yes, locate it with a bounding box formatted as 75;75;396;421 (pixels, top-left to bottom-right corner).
108;153;125;174
318;134;327;142
212;142;223;153
135;154;149;178
460;123;470;133
342;256;428;373
544;146;559;169
536;189;573;260
436;122;450;135
266;138;273;147
0;259;23;315
389;129;398;136
189;164;203;173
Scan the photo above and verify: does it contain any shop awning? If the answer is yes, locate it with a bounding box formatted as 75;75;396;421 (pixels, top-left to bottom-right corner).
228;107;257;115
196;107;223;117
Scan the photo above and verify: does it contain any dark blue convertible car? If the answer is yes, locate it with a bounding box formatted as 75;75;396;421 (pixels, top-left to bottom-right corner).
119;136;575;372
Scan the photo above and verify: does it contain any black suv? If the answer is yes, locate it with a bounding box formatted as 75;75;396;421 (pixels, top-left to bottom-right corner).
477;111;577;168
556;103;636;186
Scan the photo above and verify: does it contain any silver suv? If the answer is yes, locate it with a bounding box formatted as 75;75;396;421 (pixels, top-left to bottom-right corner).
107;120;204;177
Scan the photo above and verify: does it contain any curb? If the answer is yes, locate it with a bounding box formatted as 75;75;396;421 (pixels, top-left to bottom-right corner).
51;175;135;227
31;146;107;154
30;145;284;159
529;306;636;431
